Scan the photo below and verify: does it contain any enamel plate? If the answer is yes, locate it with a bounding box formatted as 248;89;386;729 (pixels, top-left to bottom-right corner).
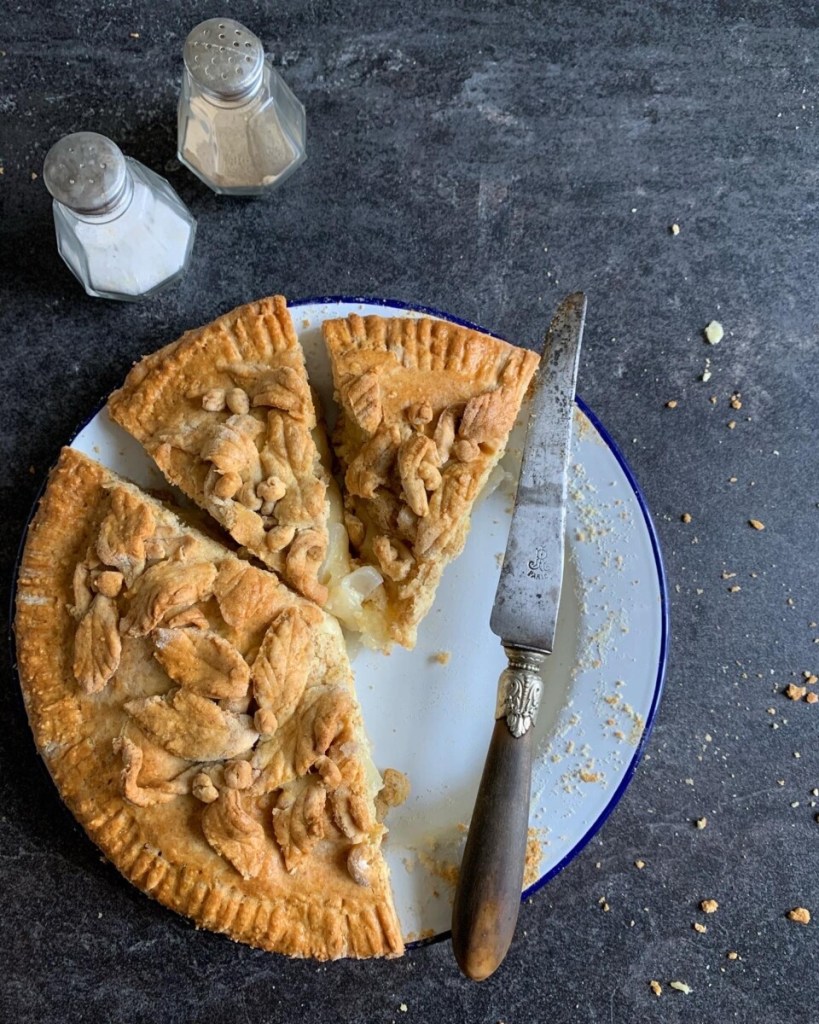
68;297;668;946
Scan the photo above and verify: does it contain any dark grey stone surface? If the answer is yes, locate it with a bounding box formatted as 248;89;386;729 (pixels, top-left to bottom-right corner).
2;1;818;1021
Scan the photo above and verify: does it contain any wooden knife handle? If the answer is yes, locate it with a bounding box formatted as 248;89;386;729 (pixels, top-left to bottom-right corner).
451;718;534;980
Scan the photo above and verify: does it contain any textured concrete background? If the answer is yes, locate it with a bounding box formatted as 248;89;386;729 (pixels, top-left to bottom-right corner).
1;2;818;1021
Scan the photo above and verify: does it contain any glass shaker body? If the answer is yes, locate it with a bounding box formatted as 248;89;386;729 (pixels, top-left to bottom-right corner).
45;133;196;301
177;19;306;196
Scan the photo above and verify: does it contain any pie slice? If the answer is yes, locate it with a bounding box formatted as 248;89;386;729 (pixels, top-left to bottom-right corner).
107;296;330;606
322;313;540;650
14;447;405;960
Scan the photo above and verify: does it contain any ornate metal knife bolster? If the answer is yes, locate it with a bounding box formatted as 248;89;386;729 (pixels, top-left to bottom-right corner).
495;646;546;738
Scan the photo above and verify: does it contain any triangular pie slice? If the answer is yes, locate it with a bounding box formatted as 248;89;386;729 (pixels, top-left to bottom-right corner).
14;448;405;960
107;296;331;606
322;313;540;650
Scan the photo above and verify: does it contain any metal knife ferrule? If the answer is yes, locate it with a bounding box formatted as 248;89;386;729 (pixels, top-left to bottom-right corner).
495;646;547;738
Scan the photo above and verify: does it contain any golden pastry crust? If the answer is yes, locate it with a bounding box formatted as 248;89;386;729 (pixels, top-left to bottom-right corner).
14;448;403;960
323;314;540;649
107;297;329;605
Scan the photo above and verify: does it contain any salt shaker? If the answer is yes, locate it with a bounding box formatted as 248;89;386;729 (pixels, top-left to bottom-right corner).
43;132;196;301
177;18;306;196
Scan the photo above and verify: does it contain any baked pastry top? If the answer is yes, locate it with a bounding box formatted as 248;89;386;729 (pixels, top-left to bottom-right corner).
322;313;540;650
108;296;330;606
14;448;405;960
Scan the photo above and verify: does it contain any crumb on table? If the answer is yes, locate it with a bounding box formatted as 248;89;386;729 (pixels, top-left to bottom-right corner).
704;321;724;345
787;907;811;925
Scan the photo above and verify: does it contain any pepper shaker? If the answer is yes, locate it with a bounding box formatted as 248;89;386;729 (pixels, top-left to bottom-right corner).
177;18;306;195
43;132;196;301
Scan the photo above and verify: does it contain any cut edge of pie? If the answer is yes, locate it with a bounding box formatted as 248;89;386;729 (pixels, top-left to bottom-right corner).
14;447;405;960
107;296;332;607
322;313;540;650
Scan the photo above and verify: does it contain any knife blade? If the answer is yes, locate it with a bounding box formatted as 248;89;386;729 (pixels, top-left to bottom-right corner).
490;290;586;655
451;292;586;981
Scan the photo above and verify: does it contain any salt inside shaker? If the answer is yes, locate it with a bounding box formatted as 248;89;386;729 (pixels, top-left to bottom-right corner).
177;18;306;195
43;132;196;301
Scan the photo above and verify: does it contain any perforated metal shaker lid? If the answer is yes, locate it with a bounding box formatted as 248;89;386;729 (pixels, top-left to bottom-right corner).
184;18;265;99
43;132;129;214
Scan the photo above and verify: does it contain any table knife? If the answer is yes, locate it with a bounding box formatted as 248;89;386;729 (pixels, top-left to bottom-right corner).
451;292;586;981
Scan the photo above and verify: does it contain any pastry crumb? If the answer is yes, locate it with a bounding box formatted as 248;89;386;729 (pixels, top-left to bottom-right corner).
727;420;737;429
695;817;707;829
693;922;707;933
431;650;451;665
700;898;719;913
704;321;723;345
649;980;662;996
727;950;739;960
748;519;765;531
634;859;645;869
681;512;692;524
523;828;546;887
666;399;678;409
669;980;692;994
670;223;680;235
806;692;818;704
785;683;807;701
787;907;811;924
399;1004;408;1013
375;768;411;819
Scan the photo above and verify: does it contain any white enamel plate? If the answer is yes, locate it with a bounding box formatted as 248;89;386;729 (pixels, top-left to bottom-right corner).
70;297;668;946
